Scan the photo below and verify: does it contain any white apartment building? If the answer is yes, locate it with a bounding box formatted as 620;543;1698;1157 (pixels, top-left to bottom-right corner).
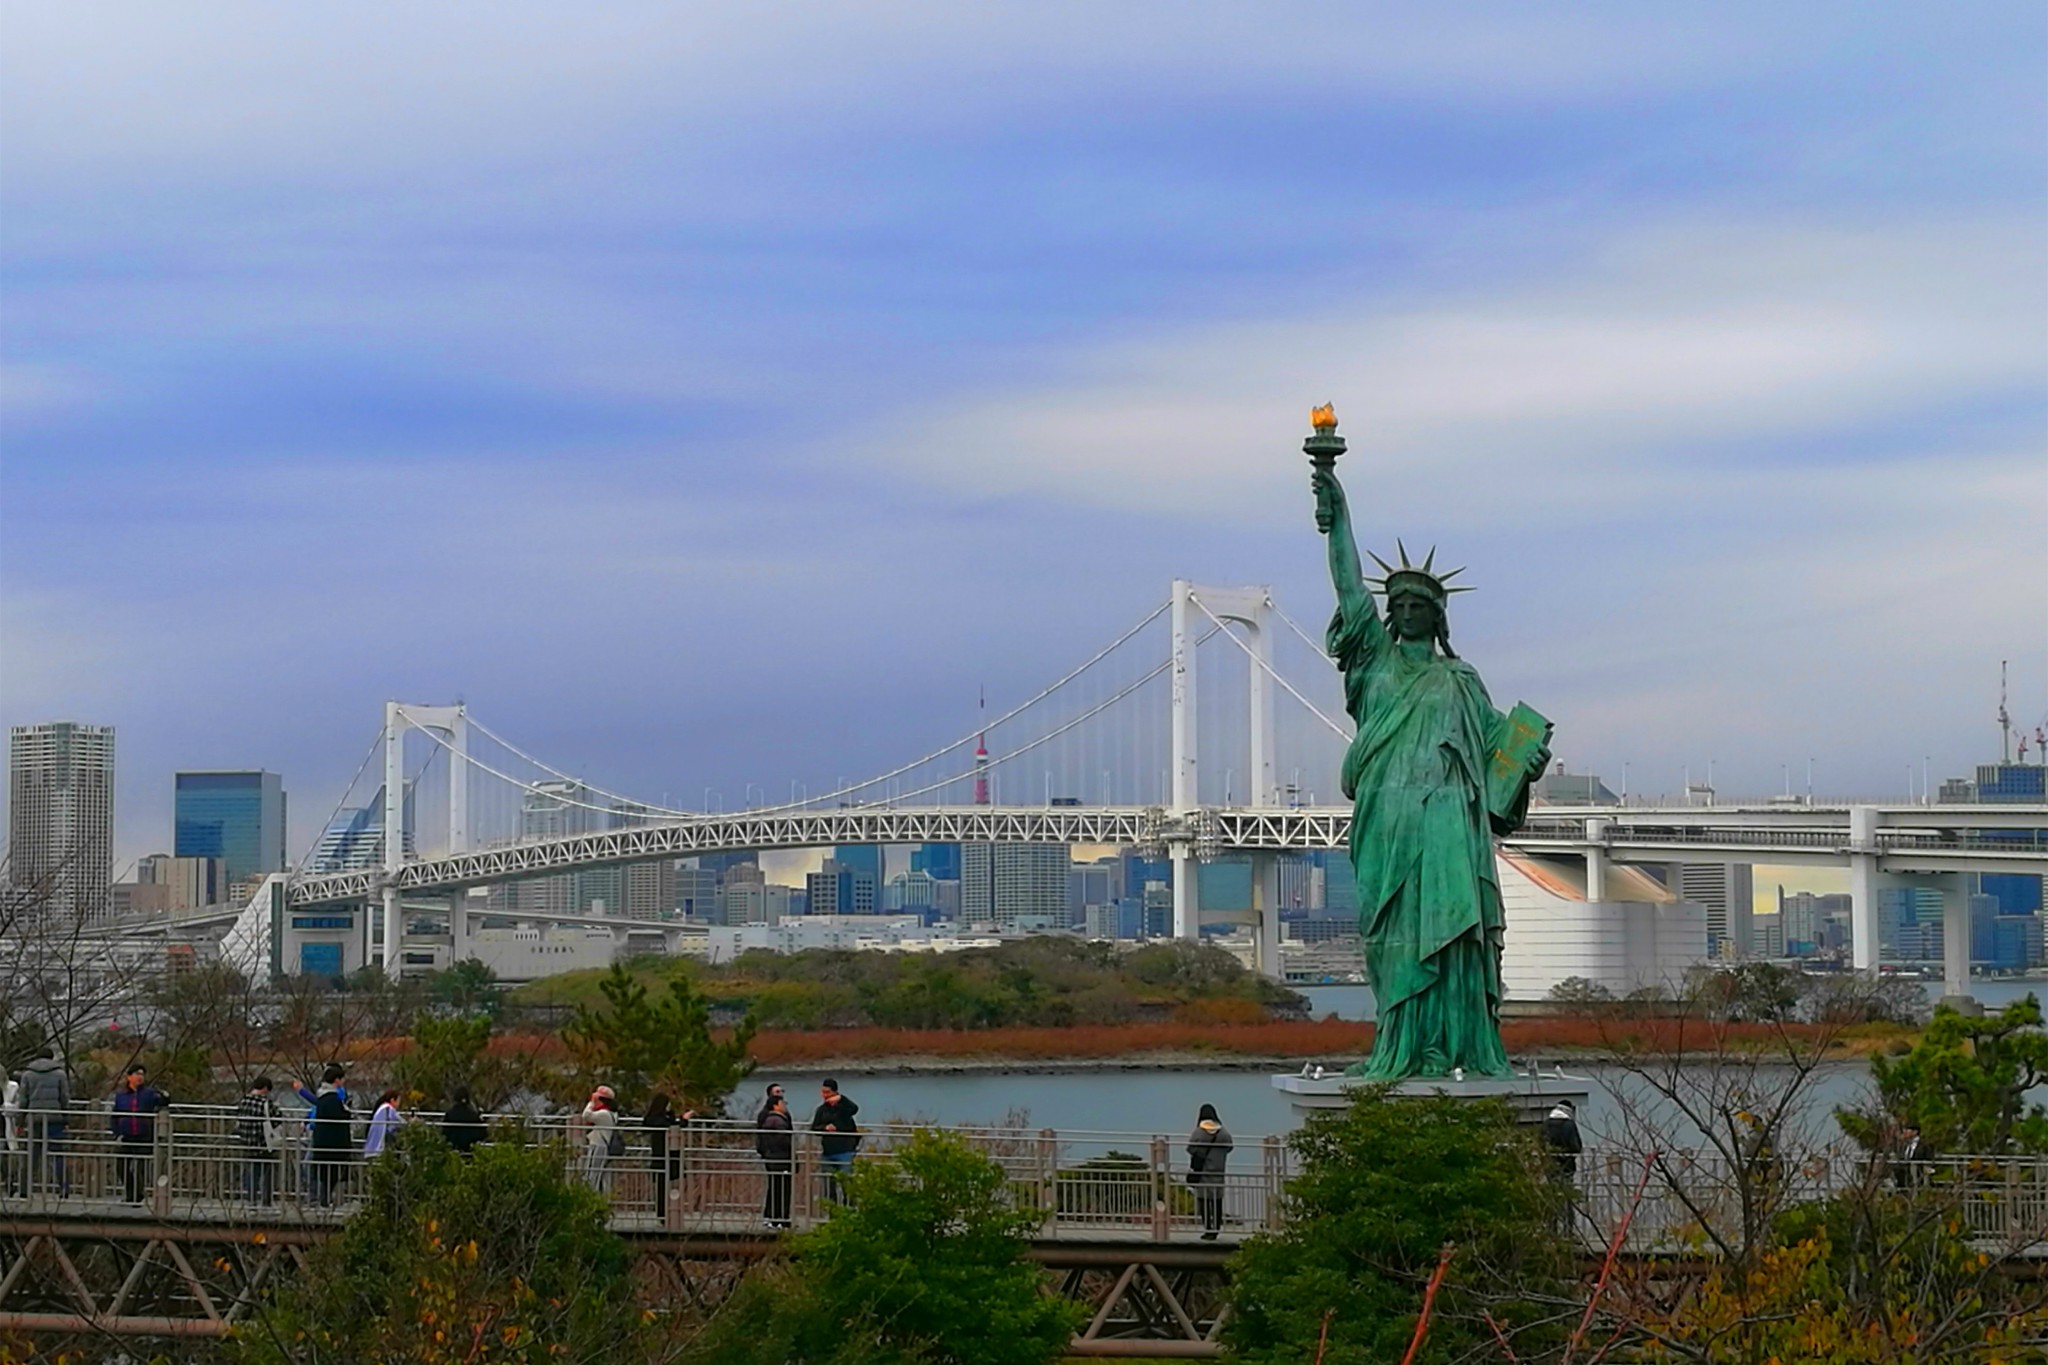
8;721;115;923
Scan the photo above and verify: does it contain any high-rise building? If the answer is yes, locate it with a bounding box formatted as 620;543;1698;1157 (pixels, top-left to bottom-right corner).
1197;860;1253;911
807;858;878;916
1067;860;1117;929
136;853;225;912
1322;854;1357;919
1276;855;1320;912
1877;885;1943;961
834;845;885;888
676;865;723;921
1751;912;1784;959
309;804;386;872
8;722;116;922
173;771;285;885
601;803;673;920
960;843;1067;929
911;843;961;880
1966;763;2048;923
1779;889;1821;956
1678;864;1754;959
884;870;936;913
517;781;599;915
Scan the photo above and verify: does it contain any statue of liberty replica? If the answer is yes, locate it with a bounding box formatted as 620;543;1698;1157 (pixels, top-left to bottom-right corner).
1306;406;1552;1081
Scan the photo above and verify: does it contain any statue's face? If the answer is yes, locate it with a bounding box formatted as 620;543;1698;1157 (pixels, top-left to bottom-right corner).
1387;593;1440;642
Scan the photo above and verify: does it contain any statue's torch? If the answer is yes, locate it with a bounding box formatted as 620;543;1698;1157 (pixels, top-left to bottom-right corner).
1304;404;1345;471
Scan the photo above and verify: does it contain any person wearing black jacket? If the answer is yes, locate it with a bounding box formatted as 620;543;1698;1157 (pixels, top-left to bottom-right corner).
306;1078;355;1207
441;1087;486;1156
810;1078;860;1204
1543;1101;1583;1181
643;1093;694;1213
1186;1103;1234;1239
756;1094;795;1228
110;1066;170;1205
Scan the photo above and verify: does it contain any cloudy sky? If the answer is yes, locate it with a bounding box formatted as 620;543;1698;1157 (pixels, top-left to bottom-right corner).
3;4;2044;866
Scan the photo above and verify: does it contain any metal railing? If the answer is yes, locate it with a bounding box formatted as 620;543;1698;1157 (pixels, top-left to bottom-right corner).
0;1104;1288;1242
1575;1146;2048;1254
9;1105;2048;1254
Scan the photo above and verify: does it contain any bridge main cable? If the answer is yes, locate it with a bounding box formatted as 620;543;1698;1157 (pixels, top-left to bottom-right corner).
457;598;1174;820
1187;591;1351;740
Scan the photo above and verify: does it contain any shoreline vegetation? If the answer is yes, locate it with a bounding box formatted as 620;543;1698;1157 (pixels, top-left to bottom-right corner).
489;943;1922;1076
421;1014;1913;1080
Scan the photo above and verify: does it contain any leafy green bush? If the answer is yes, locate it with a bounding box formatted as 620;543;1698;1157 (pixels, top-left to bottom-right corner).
688;1129;1084;1365
1223;1090;1570;1364
233;1125;658;1364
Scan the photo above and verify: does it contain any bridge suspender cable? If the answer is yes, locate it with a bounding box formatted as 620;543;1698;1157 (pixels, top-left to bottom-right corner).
466;598;1174;818
852;624;1222;808
291;730;386;872
395;618;1216;838
1271;600;1339;665
1187;592;1352;740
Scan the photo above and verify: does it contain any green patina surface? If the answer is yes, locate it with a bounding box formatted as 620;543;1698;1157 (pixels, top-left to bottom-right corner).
1308;417;1549;1079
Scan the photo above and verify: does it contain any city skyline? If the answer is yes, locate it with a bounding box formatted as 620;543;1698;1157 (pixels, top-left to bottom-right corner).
3;6;2044;867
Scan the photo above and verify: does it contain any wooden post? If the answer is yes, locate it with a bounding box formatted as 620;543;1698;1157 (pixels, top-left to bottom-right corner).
152;1111;173;1217
1038;1128;1058;1233
795;1132;815;1228
1151;1135;1171;1241
1263;1134;1285;1229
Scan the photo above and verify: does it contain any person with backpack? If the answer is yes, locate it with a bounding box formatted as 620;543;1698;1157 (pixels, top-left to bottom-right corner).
755;1093;794;1229
1186;1102;1234;1240
110;1065;170;1205
236;1077;283;1206
581;1086;621;1193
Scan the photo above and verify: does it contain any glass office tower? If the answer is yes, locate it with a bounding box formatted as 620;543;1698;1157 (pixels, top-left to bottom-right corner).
174;770;286;885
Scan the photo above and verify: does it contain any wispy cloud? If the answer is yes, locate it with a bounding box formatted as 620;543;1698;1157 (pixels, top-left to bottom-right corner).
3;5;2042;859
854;215;2043;527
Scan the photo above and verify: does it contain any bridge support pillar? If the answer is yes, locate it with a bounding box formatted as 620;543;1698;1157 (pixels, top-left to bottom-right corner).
382;701;406;974
1584;819;1611;903
449;891;468;962
1172;845;1199;942
1253;854;1283;979
1941;874;1974;1004
1848;806;1880;973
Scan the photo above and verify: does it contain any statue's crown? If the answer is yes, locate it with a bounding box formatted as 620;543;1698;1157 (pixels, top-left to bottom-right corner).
1365;541;1472;603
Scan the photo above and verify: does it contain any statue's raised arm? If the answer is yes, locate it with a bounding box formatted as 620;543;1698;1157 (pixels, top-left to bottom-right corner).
1299;403;1547;1083
1312;463;1375;627
1306;405;1379;645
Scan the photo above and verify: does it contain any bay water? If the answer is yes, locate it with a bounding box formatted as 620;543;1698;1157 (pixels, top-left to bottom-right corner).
755;978;2048;1144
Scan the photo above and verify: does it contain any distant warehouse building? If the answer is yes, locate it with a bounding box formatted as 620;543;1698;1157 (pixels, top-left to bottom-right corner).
1497;852;1707;1000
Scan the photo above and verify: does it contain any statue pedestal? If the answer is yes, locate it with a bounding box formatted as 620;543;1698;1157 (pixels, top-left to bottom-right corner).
1272;1068;1591;1125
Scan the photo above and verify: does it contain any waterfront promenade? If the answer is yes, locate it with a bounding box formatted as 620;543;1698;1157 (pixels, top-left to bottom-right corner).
7;1102;2048;1356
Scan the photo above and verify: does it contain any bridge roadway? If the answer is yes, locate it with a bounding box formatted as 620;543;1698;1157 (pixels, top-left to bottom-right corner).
280;801;2048;909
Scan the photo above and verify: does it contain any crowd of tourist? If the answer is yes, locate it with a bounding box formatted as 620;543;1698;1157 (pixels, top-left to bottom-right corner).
2;1059;1256;1234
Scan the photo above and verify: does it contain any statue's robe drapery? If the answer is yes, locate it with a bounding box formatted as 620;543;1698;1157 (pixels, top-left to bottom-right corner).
1329;597;1531;1079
